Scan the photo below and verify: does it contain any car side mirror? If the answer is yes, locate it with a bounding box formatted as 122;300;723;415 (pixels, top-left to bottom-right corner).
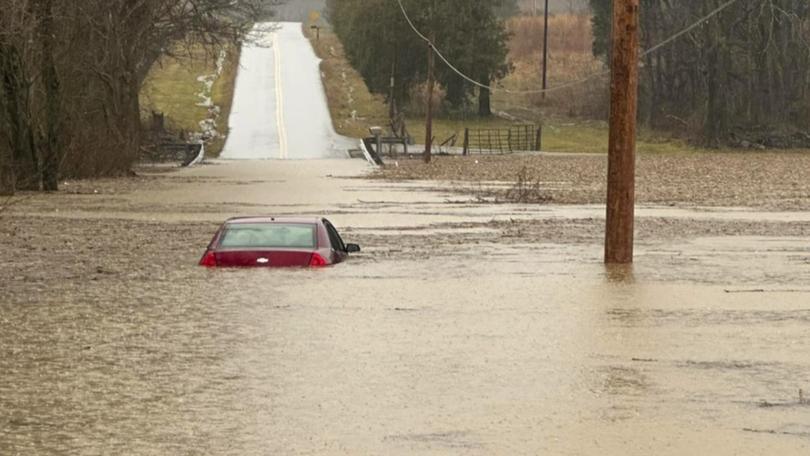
345;243;361;253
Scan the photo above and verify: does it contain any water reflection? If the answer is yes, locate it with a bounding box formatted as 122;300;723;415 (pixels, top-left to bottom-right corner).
604;263;636;284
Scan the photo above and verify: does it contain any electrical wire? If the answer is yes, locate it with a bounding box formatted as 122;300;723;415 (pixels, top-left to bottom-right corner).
395;0;744;95
641;0;740;58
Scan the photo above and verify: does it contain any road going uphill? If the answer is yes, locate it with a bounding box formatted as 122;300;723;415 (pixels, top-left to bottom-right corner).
221;22;354;160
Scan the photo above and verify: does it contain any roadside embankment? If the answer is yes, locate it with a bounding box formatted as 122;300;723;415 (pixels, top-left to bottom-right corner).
140;43;241;157
304;24;389;139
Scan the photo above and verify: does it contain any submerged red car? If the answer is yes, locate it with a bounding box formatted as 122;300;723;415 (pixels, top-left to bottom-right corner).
199;217;360;268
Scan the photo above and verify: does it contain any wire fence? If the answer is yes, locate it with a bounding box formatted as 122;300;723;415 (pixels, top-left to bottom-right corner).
462;124;541;155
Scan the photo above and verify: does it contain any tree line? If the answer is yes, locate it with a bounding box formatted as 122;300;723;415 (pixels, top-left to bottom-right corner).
0;0;275;196
325;0;513;119
591;0;810;146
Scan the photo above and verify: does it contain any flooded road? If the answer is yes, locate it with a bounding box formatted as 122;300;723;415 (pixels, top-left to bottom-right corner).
2;160;809;454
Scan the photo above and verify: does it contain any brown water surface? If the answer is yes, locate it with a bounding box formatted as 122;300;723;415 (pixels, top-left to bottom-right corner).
2;160;809;455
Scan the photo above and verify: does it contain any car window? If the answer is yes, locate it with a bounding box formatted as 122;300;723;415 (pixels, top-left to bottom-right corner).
219;223;317;249
323;220;346;251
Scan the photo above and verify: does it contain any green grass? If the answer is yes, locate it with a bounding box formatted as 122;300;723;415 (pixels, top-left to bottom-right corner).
541;122;607;153
404;117;703;154
541;121;713;154
141;51;210;132
140;43;240;157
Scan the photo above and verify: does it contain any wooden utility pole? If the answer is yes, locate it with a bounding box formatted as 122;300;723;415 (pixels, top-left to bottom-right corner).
389;60;397;122
424;29;435;164
541;0;549;100
604;0;640;264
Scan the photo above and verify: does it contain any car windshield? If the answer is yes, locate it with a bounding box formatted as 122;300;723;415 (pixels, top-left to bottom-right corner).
219;223;317;249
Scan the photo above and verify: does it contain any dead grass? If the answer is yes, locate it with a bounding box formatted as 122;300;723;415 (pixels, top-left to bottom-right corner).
507;14;592;58
140;43;240;157
496;14;609;120
304;24;389;138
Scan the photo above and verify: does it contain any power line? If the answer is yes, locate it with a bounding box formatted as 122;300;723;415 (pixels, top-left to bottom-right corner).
395;0;495;91
395;0;744;95
641;0;740;58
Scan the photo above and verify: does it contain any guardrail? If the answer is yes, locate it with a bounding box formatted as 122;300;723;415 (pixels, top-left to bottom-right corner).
140;142;203;167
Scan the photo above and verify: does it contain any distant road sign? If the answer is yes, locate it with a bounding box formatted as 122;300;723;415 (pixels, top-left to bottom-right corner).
308;10;321;24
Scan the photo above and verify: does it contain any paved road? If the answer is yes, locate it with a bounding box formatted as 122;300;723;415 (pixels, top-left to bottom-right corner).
221;22;354;160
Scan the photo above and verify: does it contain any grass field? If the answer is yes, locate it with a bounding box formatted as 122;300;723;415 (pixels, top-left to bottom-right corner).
140;43;240;157
540;121;708;154
403;117;707;155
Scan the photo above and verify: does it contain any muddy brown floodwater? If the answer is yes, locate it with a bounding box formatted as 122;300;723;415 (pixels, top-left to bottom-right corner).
1;159;809;455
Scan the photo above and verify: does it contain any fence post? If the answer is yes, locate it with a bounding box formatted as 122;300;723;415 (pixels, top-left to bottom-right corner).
535;125;542;151
463;128;469;156
152;111;165;133
525;125;530;150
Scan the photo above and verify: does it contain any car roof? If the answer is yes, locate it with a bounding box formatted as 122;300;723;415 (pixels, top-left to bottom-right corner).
225;216;324;225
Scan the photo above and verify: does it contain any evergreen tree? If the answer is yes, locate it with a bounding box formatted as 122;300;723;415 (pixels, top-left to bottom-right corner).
588;0;610;58
327;0;510;117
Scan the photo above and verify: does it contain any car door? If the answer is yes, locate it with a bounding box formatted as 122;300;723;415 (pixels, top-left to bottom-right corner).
322;219;348;263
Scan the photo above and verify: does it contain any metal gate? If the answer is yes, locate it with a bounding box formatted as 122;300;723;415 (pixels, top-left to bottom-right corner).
462;124;542;155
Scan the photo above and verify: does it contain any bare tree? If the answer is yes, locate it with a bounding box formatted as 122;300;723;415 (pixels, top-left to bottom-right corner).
0;0;38;193
0;0;268;193
631;0;810;145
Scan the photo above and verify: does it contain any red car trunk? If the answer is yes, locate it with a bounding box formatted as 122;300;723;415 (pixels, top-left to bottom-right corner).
199;217;359;268
214;249;316;268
